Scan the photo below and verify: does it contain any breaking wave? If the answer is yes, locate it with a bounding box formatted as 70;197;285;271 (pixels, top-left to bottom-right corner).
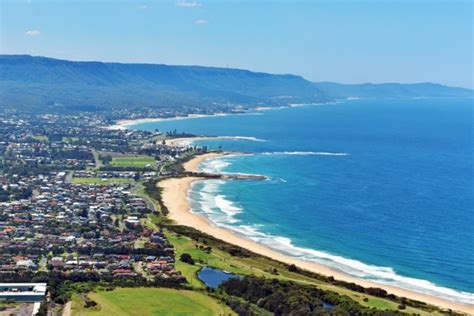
228;136;266;142
188;152;474;305
261;151;349;156
224;224;474;305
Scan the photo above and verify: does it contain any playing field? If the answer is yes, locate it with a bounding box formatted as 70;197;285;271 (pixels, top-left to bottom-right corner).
72;287;235;316
111;156;155;168
71;177;132;185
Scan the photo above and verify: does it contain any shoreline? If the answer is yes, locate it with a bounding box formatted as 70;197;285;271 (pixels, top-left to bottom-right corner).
159;153;474;314
106;113;237;130
104;101;337;130
165;136;264;147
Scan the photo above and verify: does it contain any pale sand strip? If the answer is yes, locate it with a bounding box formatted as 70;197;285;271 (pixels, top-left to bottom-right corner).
106;113;230;130
159;154;474;314
182;152;223;171
165;136;263;147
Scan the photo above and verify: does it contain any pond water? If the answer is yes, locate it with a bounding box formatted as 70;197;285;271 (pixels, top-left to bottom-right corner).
197;267;240;288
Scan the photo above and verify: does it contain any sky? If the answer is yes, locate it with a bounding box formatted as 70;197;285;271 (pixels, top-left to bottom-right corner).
1;0;472;88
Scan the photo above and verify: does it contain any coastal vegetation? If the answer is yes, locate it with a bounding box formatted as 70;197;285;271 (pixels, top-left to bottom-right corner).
219;276;400;315
162;224;447;315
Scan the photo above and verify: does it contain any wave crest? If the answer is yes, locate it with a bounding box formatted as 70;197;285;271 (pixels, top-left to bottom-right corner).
191;155;474;305
225;227;474;304
261;151;349;156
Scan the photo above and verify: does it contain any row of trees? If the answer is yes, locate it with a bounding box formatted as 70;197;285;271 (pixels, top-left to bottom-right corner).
219;276;409;316
166;224;444;314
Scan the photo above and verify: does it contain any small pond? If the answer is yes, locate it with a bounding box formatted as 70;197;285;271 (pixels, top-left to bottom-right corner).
197;267;241;288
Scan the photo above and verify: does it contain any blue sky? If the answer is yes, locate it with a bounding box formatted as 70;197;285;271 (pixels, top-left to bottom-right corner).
1;0;472;88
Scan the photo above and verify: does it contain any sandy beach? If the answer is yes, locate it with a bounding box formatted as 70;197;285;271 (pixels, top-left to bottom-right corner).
158;153;474;314
106;113;231;130
165;136;264;147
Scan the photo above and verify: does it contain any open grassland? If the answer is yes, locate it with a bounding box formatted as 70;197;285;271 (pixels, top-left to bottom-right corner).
72;287;235;316
166;230;439;315
111;156;155;168
62;136;80;142
32;135;48;142
71;177;132;185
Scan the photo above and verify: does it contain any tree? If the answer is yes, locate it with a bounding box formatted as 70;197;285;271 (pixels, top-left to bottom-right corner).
180;253;194;265
0;187;8;202
288;264;298;272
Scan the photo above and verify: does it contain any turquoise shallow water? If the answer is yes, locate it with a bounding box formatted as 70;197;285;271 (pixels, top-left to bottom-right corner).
130;98;474;303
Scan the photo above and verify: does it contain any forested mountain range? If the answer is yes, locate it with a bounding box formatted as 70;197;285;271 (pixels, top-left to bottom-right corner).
0;55;471;113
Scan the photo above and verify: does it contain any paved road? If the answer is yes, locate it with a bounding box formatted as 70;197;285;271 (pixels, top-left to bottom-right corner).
64;171;73;183
91;149;103;168
133;184;158;213
143;194;158;213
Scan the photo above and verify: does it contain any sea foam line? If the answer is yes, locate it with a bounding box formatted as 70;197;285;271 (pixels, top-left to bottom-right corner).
191;135;267;144
228;136;266;142
223;224;474;305
191;152;474;305
191;183;474;304
200;156;266;178
261;151;349;156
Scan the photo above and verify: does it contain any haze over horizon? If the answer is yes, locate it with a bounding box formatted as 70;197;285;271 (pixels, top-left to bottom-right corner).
1;0;472;89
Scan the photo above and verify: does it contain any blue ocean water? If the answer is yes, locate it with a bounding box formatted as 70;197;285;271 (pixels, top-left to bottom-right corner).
130;98;474;303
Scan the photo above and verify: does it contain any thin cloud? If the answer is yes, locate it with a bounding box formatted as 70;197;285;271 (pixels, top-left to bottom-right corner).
25;30;41;36
176;1;202;8
194;19;208;25
137;4;151;10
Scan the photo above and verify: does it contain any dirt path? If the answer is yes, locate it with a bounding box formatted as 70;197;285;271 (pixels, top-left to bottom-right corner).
62;301;72;316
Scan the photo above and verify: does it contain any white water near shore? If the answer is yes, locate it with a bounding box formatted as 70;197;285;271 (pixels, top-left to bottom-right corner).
134;98;474;313
184;152;474;308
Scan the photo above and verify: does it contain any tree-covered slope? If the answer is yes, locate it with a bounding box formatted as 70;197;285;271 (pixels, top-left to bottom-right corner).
0;55;471;113
313;81;473;99
0;55;322;111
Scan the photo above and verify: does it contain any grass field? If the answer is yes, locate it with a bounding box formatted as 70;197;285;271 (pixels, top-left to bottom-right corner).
71;177;132;185
62;136;80;142
111;156;155;168
32;135;48;142
72;287;235;316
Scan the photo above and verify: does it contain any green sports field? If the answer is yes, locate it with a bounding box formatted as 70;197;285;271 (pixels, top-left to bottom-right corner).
72;287;235;316
71;177;132;185
111;156;155;168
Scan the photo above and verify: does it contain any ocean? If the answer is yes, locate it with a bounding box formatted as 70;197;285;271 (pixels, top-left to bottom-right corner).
129;98;474;303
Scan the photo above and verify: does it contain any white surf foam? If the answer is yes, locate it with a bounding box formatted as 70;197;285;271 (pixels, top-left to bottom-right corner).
313;152;349;156
218;222;474;304
190;179;242;225
200;158;231;173
215;194;242;216
261;151;349;156
228;136;266;142
192;148;473;304
187;136;267;146
200;154;266;178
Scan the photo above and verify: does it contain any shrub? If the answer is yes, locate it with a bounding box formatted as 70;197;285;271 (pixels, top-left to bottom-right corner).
180;253;195;265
